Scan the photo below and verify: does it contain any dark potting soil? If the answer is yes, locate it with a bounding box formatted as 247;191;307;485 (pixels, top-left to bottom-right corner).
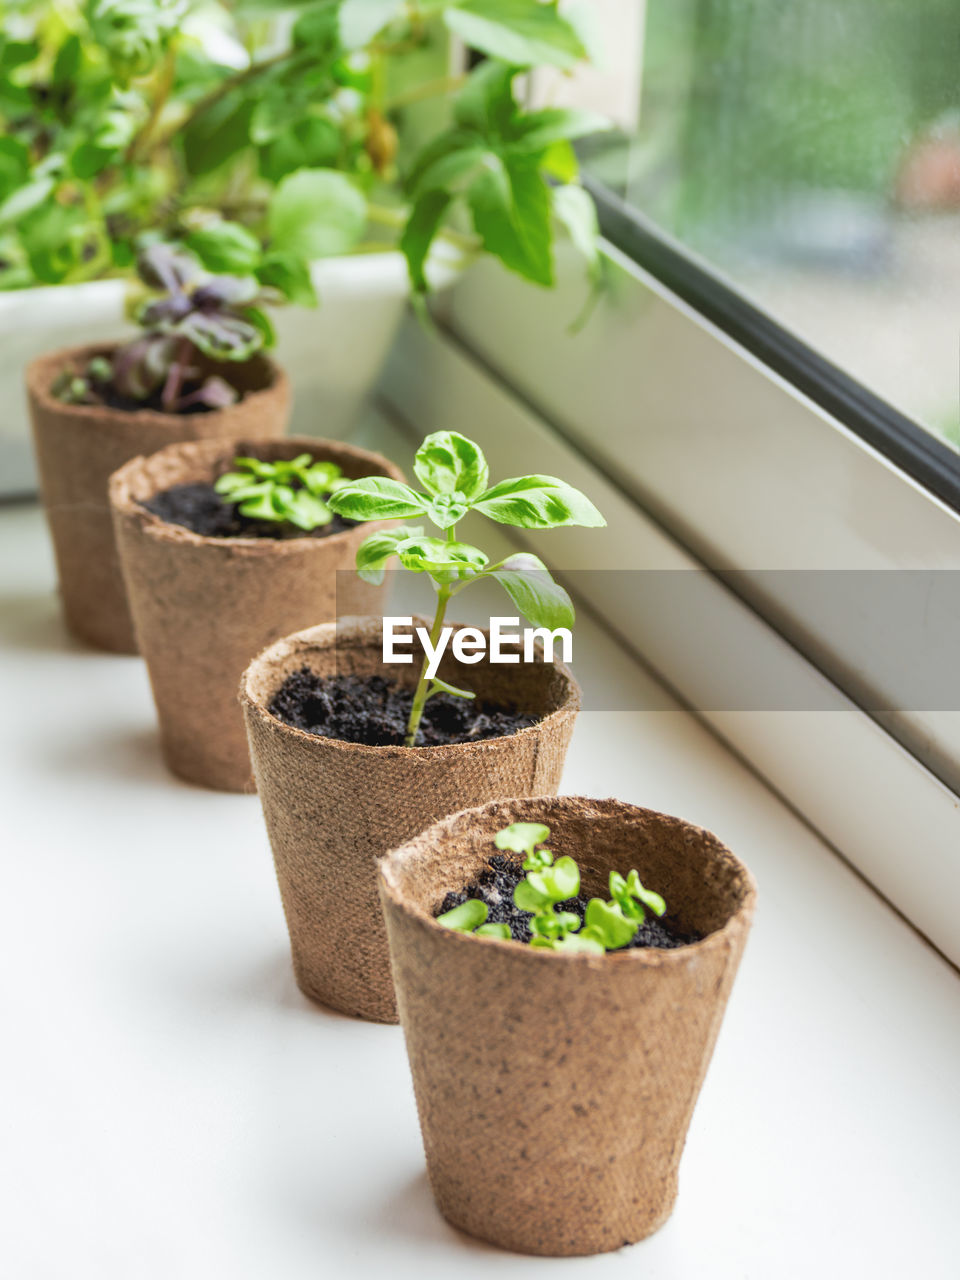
437;854;703;950
99;385;222;415
268;671;538;747
142;482;357;541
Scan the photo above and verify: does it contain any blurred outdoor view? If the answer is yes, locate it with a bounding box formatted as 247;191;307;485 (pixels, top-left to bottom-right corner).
587;0;960;451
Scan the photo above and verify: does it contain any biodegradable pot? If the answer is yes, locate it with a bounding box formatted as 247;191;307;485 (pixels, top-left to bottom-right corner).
379;795;757;1257
27;342;290;653
109;437;401;792
240;618;581;1023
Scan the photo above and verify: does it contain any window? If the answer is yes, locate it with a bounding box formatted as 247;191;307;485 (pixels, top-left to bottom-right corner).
586;0;960;455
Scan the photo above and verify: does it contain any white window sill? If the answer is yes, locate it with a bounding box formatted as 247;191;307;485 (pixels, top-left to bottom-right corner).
2;407;958;1279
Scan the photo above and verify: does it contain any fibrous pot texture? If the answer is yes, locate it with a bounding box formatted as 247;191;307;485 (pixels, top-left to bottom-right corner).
379;794;757;1257
110;436;400;792
27;343;290;653
240;618;581;1023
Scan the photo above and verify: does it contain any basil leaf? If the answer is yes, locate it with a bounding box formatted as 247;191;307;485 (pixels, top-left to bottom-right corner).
327;477;428;521
467;155;553;287
494;822;550;855
354;525;424;585
268;168;366;260
414;431;489;501
186;221;262;275
489;553;574;630
508;107;609;152
584;898;639;950
444;1;586;71
437;898;488;932
547;855;579;900
395;535;488;581
475;922;511;939
473;475;605;528
400;189;452;295
453;62;518;137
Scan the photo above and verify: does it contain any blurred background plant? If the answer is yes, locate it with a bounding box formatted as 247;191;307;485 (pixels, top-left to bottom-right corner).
0;0;607;299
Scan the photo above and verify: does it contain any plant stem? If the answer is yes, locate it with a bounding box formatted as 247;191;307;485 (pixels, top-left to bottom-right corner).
405;524;457;747
161;337;192;414
383;74;465;112
405;584;451;747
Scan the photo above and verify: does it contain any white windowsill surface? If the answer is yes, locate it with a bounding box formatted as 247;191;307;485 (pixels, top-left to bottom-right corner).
2;409;958;1280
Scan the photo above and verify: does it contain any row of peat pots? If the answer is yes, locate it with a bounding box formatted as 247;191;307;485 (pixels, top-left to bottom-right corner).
25;342;757;1258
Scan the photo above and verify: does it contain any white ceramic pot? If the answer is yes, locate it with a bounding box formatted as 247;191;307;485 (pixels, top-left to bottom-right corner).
0;249;456;495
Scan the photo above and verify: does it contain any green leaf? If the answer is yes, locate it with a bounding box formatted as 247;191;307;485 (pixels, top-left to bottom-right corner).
474;474;605;528
467;155;554;287
584;898;639;950
627;870;667;919
181;91;254;177
509;107;609;152
444;1;586;71
551;183;599;272
400;189;451;295
494;822;550;855
339;0;403;47
555;931;605;954
395;535;488;582
475;921;511;939
453;62;518;137
413;145;492;197
187;221;263;275
257;251;318;307
489;553;574;631
0;175;55;228
258;116;341;183
354;525;424;584
540;139;578;183
437;898;488;932
414;431;489;501
546;855;579;900
328;477;428;522
269;169;367;260
514;878;550;913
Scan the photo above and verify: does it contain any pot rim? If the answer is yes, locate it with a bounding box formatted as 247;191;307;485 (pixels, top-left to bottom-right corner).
26;341;286;432
240;616;582;757
379;795;757;965
108;435;403;552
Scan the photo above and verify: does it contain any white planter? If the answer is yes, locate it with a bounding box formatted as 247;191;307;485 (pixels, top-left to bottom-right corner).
0;249;453;495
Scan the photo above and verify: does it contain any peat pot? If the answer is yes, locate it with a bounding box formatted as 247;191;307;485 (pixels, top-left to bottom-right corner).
240;618;581;1023
27;343;289;653
379;794;757;1256
109;436;400;791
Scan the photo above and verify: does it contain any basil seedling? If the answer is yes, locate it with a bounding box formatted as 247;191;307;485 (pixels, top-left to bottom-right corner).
327;431;606;746
53;244;277;414
436;898;511;939
214;454;348;532
438;823;670;955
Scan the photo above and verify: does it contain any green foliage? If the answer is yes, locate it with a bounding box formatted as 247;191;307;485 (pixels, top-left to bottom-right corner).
439;823;671;954
436;897;511;939
405;61;610;291
52;242;278;413
0;1;607;297
327;430;605;745
214;453;348;531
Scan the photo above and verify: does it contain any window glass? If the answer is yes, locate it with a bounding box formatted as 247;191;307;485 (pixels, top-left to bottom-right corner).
586;0;960;451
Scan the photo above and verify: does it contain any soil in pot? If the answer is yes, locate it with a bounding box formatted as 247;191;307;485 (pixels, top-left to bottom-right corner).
142;482;357;541
437;853;703;949
267;670;538;746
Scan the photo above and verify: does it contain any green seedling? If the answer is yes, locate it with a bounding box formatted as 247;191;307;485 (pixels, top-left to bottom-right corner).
327;431;605;746
436;898;511;940
214;454;348;532
439;823;670;955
